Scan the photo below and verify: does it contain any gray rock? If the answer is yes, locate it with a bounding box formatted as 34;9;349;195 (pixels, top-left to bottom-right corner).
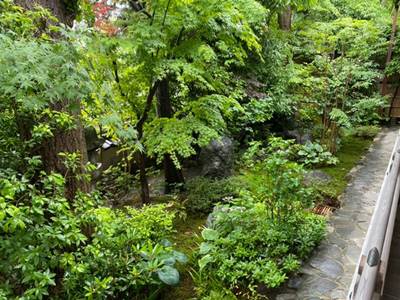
327;233;348;248
335;225;356;238
279;129;398;298
345;245;361;265
330;289;347;299
200;136;234;178
317;244;343;260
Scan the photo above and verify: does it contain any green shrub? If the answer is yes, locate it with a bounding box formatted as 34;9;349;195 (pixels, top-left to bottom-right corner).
198;200;326;297
0;174;186;299
352;125;380;139
242;137;338;168
185;177;239;214
295;142;339;167
351;96;386;125
196;156;326;297
241;156;316;215
96;164;135;206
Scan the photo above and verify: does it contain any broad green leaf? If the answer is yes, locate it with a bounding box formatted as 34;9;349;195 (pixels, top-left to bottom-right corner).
157;266;180;286
199;242;212;255
173;251;188;264
198;254;214;270
201;228;219;241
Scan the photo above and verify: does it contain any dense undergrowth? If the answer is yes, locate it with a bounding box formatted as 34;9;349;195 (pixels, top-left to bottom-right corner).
0;0;397;299
162;132;376;300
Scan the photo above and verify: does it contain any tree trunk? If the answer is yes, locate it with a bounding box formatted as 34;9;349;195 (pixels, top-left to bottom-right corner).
382;3;400;96
136;82;160;204
278;6;292;31
157;78;185;193
41;101;90;200
15;0;78;26
17;0;90;200
137;152;150;204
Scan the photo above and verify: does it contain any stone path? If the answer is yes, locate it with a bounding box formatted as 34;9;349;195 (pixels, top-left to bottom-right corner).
276;128;399;300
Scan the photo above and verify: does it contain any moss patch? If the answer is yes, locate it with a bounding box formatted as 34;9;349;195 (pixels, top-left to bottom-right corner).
318;134;375;201
162;215;206;300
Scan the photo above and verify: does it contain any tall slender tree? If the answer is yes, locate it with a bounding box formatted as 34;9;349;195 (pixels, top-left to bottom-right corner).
156;79;185;193
13;0;90;200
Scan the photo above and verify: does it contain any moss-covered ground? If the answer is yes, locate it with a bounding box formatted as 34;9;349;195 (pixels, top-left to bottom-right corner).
162;215;205;300
318;134;375;202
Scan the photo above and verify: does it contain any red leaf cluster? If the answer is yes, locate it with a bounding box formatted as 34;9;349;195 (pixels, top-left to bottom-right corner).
93;0;119;36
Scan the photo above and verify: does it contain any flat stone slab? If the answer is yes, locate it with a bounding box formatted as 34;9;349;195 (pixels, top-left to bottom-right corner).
275;128;399;299
310;257;343;279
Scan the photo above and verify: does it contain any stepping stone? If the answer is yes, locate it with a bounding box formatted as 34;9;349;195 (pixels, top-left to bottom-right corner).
310;257;343;279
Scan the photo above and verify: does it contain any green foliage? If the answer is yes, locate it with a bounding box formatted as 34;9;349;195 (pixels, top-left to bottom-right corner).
241;141;268;168
194;154;326;297
243;155;316;219
0;0;392;299
96;164;135;205
351;96;387;125
297;142;339;166
329;108;351;128
197;198;325;297
242;137;338;168
319;134;374;199
351;125;381;139
331;0;390;20
0;35;91;112
0;0;58;38
0;20;92;176
289;6;387;152
0;174;186;299
185;177;239;214
83;0;266;172
0;113;23;172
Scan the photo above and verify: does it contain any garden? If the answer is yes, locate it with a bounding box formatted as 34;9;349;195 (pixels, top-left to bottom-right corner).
0;0;399;299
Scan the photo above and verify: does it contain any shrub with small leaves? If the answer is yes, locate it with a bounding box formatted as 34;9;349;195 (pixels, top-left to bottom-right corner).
197;198;325;297
185;177;239;214
196;156;326;298
352;125;381;139
0;173;186;299
243;137;338;168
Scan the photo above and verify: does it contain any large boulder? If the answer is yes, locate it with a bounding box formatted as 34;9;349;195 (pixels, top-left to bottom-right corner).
199;136;234;178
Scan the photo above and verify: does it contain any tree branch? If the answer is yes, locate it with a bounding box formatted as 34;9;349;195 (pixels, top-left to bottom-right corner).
129;0;152;19
137;81;160;139
162;0;172;26
112;59;126;97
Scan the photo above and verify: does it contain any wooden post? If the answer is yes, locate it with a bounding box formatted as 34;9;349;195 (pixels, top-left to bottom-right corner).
381;3;400;96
